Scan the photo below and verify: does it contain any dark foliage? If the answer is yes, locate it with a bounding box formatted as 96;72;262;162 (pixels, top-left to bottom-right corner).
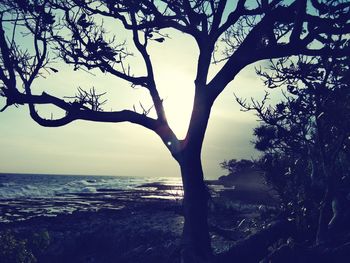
237;52;350;247
0;230;50;263
220;159;255;176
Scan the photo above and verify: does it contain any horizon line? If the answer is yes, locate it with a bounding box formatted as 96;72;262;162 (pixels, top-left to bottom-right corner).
0;172;179;178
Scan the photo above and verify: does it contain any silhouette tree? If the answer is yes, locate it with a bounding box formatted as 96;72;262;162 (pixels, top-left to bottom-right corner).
220;159;255;176
237;53;350;246
1;0;350;261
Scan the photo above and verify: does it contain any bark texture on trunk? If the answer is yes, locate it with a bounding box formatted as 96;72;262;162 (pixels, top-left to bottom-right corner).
179;154;212;263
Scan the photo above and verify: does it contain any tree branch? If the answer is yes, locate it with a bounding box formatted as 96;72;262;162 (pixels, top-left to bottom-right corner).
9;90;160;130
129;11;168;124
207;1;350;101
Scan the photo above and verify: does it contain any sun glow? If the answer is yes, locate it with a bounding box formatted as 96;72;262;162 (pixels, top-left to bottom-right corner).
165;89;194;139
160;75;195;139
146;29;198;140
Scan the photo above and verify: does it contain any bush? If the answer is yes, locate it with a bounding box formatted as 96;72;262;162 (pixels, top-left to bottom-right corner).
0;230;50;263
0;230;36;263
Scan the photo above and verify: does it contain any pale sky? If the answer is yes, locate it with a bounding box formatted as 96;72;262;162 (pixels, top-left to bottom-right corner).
0;13;277;180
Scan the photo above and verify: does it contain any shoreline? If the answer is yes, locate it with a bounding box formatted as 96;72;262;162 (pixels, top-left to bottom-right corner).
0;179;280;262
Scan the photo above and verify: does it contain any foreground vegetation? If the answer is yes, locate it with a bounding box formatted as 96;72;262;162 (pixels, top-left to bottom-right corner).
223;52;350;261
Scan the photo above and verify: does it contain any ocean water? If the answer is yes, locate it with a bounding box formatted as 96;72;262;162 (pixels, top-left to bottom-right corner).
0;173;182;199
0;173;183;222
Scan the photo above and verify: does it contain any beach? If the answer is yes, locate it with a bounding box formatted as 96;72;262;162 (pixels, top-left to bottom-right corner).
0;173;280;262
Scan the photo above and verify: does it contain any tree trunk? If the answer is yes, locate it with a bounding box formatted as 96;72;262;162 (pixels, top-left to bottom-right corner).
179;153;212;263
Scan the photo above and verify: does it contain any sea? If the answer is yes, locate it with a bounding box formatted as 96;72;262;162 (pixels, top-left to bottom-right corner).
0;173;183;223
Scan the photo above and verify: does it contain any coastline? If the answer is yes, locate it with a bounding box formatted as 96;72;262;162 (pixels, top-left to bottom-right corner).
0;178;280;263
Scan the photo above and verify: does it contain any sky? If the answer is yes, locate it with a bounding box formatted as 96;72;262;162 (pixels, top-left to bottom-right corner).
0;5;279;180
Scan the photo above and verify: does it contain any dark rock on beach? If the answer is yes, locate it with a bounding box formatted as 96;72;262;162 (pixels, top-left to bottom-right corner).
0;181;280;263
